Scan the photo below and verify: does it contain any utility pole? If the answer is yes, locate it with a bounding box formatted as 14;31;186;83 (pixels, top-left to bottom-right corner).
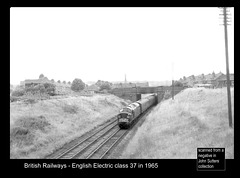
172;62;174;100
219;7;232;128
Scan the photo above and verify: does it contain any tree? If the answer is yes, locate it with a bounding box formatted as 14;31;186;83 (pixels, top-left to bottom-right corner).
172;81;183;87
43;77;49;80
99;83;111;91
43;83;56;95
68;81;71;85
51;79;55;82
24;83;56;96
71;78;85;92
95;80;102;87
95;80;112;90
63;81;66;84
57;80;61;83
212;71;216;78
39;74;44;79
11;88;25;97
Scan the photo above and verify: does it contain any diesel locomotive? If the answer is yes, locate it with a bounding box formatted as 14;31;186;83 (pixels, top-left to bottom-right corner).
117;94;157;129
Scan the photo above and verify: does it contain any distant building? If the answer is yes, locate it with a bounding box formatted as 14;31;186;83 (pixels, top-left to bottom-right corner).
112;82;149;88
216;74;234;88
180;76;195;87
193;84;213;88
23;77;51;88
179;72;231;88
20;81;25;88
85;84;100;94
135;82;149;87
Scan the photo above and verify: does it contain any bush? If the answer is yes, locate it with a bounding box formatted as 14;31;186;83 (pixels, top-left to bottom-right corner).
23;92;50;103
25;84;45;94
43;83;56;95
10;126;33;146
164;90;172;100
24;83;56;96
10;96;20;102
10;115;51;146
99;83;111;91
71;78;85;92
172;81;183;87
39;74;44;79
14;115;50;131
11;88;25;97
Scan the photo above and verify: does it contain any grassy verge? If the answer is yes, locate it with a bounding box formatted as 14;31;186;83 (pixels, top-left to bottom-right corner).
10;94;130;159
121;87;234;159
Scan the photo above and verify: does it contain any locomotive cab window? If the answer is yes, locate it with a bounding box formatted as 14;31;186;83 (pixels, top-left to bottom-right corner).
121;108;132;113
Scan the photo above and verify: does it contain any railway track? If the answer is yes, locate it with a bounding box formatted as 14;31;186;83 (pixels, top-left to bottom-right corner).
46;104;155;159
46;115;127;159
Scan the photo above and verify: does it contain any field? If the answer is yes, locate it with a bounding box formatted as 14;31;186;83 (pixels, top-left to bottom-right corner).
121;87;234;159
10;94;130;159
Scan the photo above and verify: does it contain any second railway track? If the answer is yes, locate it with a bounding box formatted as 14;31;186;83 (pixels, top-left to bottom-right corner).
46;115;127;159
46;104;155;159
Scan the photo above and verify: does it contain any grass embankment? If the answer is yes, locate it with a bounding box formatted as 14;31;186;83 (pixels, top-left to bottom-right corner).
10;94;130;159
121;87;234;159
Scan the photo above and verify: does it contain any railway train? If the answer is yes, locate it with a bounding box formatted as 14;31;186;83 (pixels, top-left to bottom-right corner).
117;94;157;129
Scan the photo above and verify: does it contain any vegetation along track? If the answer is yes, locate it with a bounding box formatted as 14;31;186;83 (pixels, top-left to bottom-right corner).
45;115;127;159
46;105;155;159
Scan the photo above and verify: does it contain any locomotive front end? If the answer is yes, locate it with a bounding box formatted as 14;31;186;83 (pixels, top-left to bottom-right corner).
117;108;133;129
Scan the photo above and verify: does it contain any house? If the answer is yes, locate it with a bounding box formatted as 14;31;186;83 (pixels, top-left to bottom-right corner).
194;74;206;84
181;76;195;87
216;74;234;88
24;77;52;88
205;73;215;84
179;71;227;88
85;84;100;94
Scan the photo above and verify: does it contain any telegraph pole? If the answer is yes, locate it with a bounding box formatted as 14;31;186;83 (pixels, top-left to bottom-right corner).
172;62;174;100
219;7;232;128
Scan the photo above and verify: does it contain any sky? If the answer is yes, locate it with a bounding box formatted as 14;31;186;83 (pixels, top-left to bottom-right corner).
10;7;234;85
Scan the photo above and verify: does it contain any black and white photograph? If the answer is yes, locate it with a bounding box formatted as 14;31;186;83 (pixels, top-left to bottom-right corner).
10;7;234;163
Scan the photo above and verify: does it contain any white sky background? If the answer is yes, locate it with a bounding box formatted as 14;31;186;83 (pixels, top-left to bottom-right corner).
10;7;234;85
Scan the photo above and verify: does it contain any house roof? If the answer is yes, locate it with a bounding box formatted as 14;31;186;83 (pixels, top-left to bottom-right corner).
25;77;51;84
181;72;225;81
218;74;234;81
205;74;214;80
214;72;224;80
25;79;42;84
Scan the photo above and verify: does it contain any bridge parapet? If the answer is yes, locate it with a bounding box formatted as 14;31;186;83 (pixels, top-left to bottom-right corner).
110;86;184;103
